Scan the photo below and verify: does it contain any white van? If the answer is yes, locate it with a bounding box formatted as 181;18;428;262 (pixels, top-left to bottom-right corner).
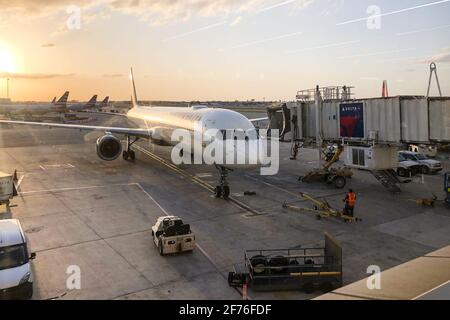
0;219;36;300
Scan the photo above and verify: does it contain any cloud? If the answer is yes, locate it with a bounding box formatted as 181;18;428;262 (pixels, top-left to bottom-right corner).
257;0;314;14
337;0;450;26
164;21;228;41
360;77;380;81
0;0;316;25
0;72;76;79
339;48;415;59
230;15;243;27
0;0;96;17
286;39;360;54
418;48;450;64
103;73;124;77
231;31;303;49
427;51;450;63
41;43;55;47
108;0;262;24
320;0;345;16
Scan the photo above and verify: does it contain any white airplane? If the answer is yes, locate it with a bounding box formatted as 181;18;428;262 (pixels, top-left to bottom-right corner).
0;69;268;198
0;92;69;115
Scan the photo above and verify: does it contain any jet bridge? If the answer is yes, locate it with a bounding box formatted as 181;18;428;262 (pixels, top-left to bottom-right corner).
267;85;450;193
289;95;450;145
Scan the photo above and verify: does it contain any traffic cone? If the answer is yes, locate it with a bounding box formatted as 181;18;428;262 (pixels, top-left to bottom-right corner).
13;170;18;181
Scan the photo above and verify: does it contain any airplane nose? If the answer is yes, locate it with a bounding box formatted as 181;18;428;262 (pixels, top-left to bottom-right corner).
222;139;265;167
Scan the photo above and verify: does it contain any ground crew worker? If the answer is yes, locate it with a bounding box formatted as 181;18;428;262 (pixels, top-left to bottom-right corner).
343;189;356;217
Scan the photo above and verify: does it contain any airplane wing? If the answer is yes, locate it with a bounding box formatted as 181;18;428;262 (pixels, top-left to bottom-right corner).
0;120;153;138
249;117;269;122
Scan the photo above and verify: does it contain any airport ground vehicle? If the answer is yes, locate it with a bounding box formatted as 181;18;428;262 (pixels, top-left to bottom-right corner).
399;151;442;174
151;216;195;255
0;219;36;300
299;168;352;189
228;233;342;293
299;145;352;189
0;172;16;208
397;154;423;177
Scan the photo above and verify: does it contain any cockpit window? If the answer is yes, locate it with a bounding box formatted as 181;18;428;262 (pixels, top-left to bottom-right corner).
217;129;258;141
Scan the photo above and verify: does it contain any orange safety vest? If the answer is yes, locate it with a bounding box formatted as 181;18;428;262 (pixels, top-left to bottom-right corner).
346;192;356;207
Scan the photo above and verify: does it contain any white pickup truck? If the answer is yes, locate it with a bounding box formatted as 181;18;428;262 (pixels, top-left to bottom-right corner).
151;216;195;256
399;151;443;174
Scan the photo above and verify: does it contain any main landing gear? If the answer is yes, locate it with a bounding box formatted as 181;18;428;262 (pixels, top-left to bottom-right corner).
123;136;139;161
214;165;232;199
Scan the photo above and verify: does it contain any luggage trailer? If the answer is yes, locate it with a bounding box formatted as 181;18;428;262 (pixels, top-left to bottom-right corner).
228;233;342;293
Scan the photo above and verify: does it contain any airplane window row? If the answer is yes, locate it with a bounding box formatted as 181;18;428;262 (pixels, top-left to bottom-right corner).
172;113;202;121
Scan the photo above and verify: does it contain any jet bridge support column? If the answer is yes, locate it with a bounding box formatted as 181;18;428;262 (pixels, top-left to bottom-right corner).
427;62;442;97
315;86;323;169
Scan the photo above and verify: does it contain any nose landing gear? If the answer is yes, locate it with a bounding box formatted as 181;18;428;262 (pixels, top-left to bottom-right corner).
214;165;232;199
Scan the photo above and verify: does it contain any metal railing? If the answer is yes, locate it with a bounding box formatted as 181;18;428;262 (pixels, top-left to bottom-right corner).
296;86;355;102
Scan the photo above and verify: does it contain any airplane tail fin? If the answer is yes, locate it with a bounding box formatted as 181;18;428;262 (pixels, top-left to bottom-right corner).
86;95;97;108
130;68;138;108
55;91;69;107
100;96;109;108
51;97;56;104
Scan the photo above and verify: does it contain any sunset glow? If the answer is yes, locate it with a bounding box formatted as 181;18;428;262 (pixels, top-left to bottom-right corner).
0;0;448;101
0;45;16;73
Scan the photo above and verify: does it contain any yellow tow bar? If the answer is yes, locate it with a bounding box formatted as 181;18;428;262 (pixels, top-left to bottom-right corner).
282;192;361;223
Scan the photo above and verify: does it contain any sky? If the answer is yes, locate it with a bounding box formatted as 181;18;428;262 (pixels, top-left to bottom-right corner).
0;0;449;102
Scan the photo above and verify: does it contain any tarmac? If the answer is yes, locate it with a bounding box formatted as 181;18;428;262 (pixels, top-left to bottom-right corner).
0;112;449;300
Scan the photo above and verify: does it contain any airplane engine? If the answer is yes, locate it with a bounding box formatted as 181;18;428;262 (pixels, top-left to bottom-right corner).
96;134;122;161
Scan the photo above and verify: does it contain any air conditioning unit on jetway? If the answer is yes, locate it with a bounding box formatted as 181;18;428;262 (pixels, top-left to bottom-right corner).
343;146;399;170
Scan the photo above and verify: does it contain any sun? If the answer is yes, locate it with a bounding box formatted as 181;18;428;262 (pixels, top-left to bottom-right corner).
0;46;17;73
